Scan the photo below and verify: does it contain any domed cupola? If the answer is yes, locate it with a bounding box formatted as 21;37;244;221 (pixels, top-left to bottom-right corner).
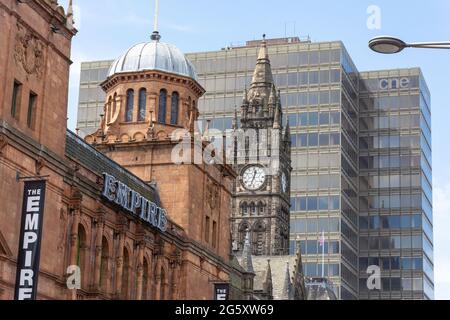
87;26;204;146
107;31;198;81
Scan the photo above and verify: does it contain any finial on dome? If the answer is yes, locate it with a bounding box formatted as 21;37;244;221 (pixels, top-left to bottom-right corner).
151;0;161;41
151;31;161;41
257;34;269;60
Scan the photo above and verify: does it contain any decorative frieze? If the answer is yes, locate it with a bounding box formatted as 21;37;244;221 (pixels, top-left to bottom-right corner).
14;23;45;79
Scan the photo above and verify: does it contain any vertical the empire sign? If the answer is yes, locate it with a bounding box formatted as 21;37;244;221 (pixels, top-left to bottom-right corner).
14;180;47;300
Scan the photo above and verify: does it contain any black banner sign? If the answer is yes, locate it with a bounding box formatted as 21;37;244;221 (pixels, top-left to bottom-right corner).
14;180;47;300
214;283;230;300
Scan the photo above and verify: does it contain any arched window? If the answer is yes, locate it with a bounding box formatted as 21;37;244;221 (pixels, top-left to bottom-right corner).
241;202;248;216
138;88;147;122
170;92;179;125
252;221;266;255
125;89;134;122
100;237;109;293
122;248;130;299
258;202;265;215
142;258;149;300
158;89;167;123
250;202;256;216
238;222;250;251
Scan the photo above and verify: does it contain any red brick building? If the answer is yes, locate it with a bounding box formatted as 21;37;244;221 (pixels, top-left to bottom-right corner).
0;0;246;300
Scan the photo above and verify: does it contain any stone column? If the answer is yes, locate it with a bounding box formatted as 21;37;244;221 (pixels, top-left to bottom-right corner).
171;262;180;300
68;195;81;300
148;93;157;121
115;231;125;298
93;217;104;291
145;249;153;300
69;210;80;267
135;242;144;300
154;257;162;300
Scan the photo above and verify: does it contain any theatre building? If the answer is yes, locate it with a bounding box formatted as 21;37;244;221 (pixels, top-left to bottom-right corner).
0;0;244;300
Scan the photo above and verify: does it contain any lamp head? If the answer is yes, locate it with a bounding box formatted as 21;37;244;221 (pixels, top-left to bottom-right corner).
369;36;407;54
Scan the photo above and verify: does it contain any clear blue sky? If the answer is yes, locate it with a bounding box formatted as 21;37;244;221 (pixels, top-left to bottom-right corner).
61;0;450;299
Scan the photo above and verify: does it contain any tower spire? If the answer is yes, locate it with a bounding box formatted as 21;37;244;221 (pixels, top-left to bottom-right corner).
241;229;254;273
232;106;238;130
281;261;292;300
151;0;161;41
263;259;273;295
251;34;273;85
257;34;269;60
284;119;291;141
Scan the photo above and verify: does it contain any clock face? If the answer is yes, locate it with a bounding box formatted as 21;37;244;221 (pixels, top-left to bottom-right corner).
242;166;266;190
281;172;288;193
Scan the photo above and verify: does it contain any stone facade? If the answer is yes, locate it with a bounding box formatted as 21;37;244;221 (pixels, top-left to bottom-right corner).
0;0;74;157
0;0;246;300
231;39;292;256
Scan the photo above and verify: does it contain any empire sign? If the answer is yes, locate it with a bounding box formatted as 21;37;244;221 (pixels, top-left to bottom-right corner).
102;173;168;232
14;180;47;300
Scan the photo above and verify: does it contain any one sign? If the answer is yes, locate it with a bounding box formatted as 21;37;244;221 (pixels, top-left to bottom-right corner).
14;180;47;300
102;173;167;232
379;77;410;90
214;283;230;300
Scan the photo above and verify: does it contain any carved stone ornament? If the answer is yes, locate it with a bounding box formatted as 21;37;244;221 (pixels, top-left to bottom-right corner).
206;178;220;210
14;23;45;79
35;157;47;175
57;208;68;252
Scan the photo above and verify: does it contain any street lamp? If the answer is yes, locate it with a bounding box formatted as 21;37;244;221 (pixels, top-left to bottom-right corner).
369;36;450;54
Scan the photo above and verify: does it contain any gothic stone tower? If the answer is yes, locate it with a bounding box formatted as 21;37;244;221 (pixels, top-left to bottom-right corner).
232;38;292;256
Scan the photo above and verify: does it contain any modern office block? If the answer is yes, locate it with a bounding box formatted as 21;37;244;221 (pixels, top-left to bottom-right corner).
358;69;434;300
76;60;111;136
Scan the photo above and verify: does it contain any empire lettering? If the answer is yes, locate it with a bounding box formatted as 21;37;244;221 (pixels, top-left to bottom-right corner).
102;173;167;232
14;181;46;300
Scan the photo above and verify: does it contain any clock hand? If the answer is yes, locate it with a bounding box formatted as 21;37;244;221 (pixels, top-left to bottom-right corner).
251;170;257;184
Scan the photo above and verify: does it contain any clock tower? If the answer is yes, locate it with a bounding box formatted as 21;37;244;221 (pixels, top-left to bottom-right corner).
231;37;292;256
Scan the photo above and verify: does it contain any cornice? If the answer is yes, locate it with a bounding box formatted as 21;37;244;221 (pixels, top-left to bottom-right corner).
101;69;205;97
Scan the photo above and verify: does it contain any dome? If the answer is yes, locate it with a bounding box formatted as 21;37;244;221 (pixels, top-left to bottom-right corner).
108;40;198;80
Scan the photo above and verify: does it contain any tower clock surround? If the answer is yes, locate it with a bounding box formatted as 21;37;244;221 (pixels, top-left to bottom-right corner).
241;165;267;191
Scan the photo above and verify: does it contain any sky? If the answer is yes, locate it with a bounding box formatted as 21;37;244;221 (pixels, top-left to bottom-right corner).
59;0;450;299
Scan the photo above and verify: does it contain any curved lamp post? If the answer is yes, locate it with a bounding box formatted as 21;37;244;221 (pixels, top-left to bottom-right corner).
369;36;450;54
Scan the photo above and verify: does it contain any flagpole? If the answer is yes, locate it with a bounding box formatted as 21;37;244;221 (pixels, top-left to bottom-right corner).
153;0;159;32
